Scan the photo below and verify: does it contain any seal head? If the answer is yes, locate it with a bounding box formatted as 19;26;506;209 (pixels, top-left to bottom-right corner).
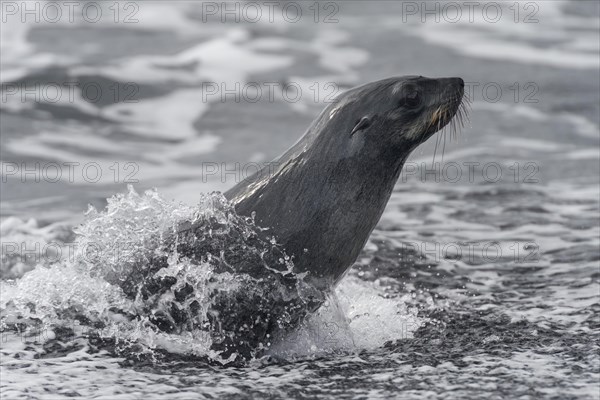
226;76;466;289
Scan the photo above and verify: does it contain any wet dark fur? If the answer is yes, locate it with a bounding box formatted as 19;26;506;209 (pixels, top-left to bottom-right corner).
128;76;466;361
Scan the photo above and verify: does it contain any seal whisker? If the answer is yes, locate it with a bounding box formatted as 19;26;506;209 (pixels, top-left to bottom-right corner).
442;126;447;163
452;95;469;141
428;106;442;131
460;102;469;135
433;126;442;164
431;104;447;164
461;94;472;122
447;102;455;141
441;102;452;142
438;104;448;163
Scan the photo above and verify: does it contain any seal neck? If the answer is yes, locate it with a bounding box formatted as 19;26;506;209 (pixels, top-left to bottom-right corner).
225;148;408;289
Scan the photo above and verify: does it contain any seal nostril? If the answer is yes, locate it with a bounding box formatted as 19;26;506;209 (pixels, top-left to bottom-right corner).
457;78;464;88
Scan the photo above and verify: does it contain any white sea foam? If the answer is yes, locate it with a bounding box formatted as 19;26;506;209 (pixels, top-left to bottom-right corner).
268;276;425;359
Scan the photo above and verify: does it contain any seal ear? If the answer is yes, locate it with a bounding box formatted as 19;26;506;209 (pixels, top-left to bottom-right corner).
350;116;372;136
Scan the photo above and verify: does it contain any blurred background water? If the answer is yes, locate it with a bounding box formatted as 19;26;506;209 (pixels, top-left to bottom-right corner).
1;1;599;399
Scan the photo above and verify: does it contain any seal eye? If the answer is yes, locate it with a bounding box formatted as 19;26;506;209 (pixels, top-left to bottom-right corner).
402;90;421;109
350;116;372;136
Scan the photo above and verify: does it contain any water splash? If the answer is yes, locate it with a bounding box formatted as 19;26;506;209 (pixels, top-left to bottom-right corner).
1;186;428;365
0;186;322;364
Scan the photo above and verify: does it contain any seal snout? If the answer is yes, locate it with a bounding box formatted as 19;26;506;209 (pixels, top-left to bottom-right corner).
436;77;465;101
422;77;468;139
441;77;464;89
452;77;465;89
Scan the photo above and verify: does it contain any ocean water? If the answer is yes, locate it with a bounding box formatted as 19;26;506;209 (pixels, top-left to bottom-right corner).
1;1;599;399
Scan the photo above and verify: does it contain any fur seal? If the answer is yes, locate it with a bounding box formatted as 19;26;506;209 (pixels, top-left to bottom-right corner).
225;76;466;289
133;76;467;361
